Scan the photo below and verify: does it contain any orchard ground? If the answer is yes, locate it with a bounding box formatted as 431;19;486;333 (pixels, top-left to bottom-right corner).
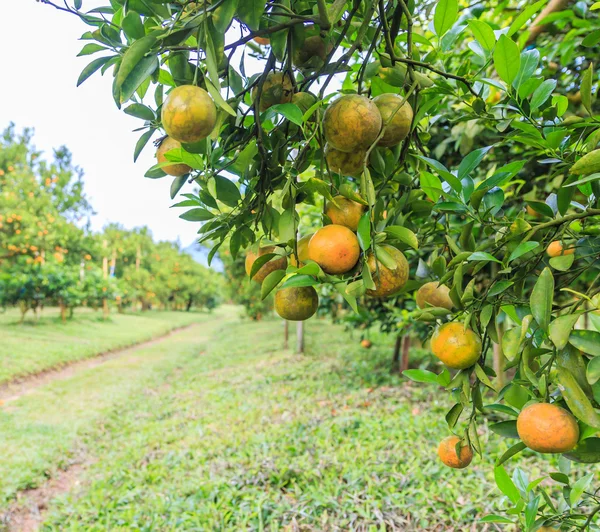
1;307;593;530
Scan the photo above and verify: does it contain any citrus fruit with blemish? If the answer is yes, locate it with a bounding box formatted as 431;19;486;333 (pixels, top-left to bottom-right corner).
365;245;409;298
325;195;366;232
244;245;287;283
274;286;318;321
291;91;317;116
517;402;579;453
325;144;366;177
252;72;294;112
289;234;313;267
547;241;575;257
293;35;330;68
373;93;413;147
323;94;382;153
156;137;192;176
416;281;453;310
430;322;482;369
308;225;360;274
161;85;217;143
361;339;372;349
437;436;473;469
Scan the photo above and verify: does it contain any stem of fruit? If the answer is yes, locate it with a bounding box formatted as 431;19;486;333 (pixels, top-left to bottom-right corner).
316;0;331;30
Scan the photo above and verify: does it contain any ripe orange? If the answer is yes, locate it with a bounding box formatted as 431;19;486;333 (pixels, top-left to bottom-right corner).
373;93;413;147
325;145;366;176
325;195;366;231
416;281;453;310
323;94;382;153
365;245;409;298
274;286;318;321
430;322;481;369
161;85;217;143
252;72;293;112
293;35;329;68
289;234;313;267
308;225;360;274
253;36;270;46
437;436;473;469
517;403;579;453
361;339;372;349
156;137;192;176
245;245;287;283
547;240;575;258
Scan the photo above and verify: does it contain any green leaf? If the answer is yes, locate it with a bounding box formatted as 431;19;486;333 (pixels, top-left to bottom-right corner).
558;367;600;428
564;437;600;463
357;213;371;251
281;274;318;289
581;63;595;116
497;442;527;466
530;79;557;110
549;253;575;271
587;357;600;385
119;55;159;103
278;209;296;242
502;327;522;361
549;314;581;350
489;420;519;439
115;34;157;90
508;241;539;262
249;253;276;279
530;267;553;332
569;329;600;356
268;103;304;126
77;43;107;56
123;103;155;121
261;270;286;300
122;11;145;40
507;0;547;37
205;78;236;116
445;403;463;428
213;175;241;207
493;34;521;86
236;0;266;31
403;369;439;384
458;146;493;179
211;0;239;33
434;0;458;37
170;175;187;200
133;129;154;162
494;465;521;504
480;515;514;524
77;56;113;86
179;208;213;221
383;226;418;250
467;252;502;263
467;19;495;51
570;473;594;506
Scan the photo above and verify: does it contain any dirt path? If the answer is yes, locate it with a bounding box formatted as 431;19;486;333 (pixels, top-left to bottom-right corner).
0;323;197;406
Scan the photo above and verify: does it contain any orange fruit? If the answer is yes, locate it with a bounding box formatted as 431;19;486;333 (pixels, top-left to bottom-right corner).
437;436;473;469
323;94;382;153
547;240;575;258
245;245;287;283
325;195;366;231
291;91;317;114
416;281;453;310
373;93;413;147
293;35;329;68
361;339;372;349
430;322;482;369
274;286;318;321
517;403;579;453
366;245;409;298
253;36;270;46
156;137;192;176
252;72;293;112
325;144;366;176
161;85;217;143
289;234;313;267
308;225;360;274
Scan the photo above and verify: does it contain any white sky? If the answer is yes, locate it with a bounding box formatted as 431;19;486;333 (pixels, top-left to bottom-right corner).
1;1;199;246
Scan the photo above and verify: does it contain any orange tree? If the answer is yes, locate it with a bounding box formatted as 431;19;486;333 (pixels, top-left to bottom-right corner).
48;0;600;528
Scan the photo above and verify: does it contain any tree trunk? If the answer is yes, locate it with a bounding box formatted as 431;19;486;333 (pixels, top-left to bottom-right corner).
59;299;67;323
526;0;569;45
19;302;27;324
392;334;402;373
283;320;289;350
102;298;109;319
296;321;304;354
400;335;411;372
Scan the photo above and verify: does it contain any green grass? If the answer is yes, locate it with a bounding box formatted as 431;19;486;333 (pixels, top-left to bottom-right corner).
0;306;216;384
1;312;585;530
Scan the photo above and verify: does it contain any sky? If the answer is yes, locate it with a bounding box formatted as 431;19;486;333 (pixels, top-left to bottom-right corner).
1;1;200;247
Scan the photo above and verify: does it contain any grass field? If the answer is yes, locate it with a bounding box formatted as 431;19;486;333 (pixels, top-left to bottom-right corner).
3;307;589;531
0;306;214;384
